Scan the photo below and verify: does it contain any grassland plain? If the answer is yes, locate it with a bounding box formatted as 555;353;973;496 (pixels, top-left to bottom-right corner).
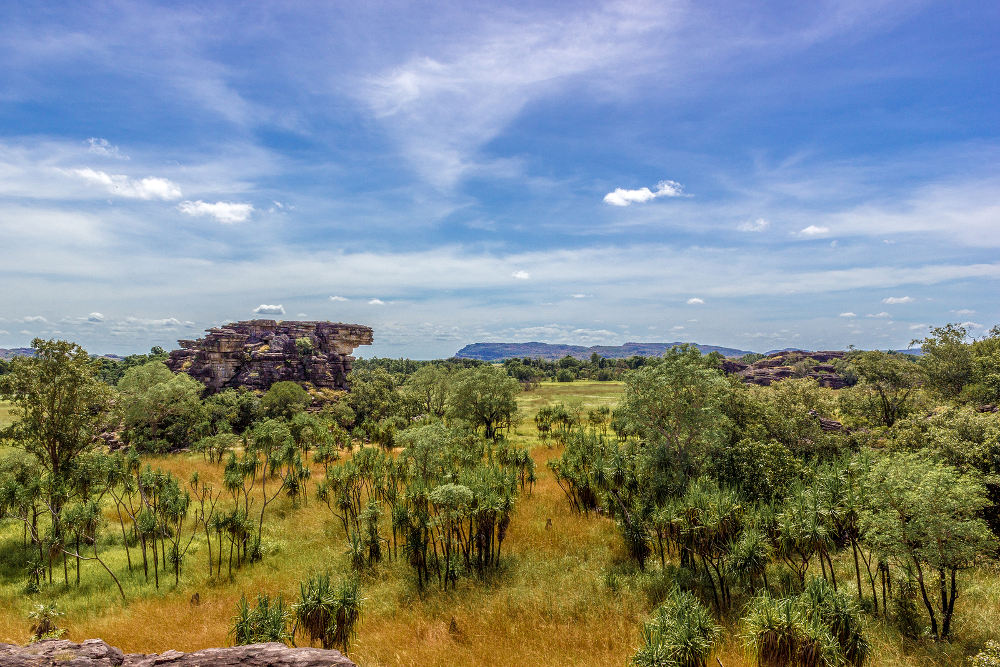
0;384;996;666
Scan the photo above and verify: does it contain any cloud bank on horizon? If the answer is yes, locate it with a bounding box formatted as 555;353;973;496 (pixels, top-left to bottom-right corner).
0;1;997;358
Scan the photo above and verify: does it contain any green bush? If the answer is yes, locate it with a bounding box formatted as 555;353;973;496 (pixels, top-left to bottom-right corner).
632;587;720;667
230;593;291;645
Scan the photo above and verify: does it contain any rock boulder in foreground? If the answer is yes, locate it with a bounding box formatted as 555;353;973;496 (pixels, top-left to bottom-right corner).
0;639;356;666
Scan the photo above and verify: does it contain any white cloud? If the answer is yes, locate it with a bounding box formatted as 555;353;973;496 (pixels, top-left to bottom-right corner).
882;296;914;304
87;312;104;322
670;325;685;331
253;304;285;315
512;270;531;280
603;180;685;207
959;321;983;330
866;312;890;318
952;309;975;316
67;168;181;200
329;295;348;302
368;298;385;305
119;316;194;329
22;315;47;323
799;225;830;236
178;200;254;224
296;313;307;318
86;138;128;159
839;312;856;318
909;323;928;330
686;297;704;305
570;293;590;299
737;218;770;232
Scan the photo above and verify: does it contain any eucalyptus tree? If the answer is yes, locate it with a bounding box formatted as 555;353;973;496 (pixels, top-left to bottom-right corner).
117;361;205;451
447;365;521;441
618;344;731;500
402;364;451;418
861;452;996;638
841;350;923;428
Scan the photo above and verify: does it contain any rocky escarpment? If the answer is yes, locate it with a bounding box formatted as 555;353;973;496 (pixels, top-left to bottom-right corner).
721;350;853;389
167;320;373;393
0;639;356;666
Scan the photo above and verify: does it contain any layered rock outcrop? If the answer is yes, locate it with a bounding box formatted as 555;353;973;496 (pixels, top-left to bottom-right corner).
0;639;356;666
167;320;373;393
722;350;853;389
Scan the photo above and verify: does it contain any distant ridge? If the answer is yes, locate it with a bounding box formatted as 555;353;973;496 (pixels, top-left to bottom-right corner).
0;347;35;361
454;341;755;362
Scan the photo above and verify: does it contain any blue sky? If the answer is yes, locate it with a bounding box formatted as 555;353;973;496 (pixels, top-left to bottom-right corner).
0;1;997;358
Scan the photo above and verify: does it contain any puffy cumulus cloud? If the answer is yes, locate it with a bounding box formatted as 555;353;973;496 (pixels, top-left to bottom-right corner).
178;200;254;224
87;312;104;322
882;296;914;304
866;312;890;318
570;293;590;299
329;295;348;302
799;225;829;236
909;323;928;331
952;308;976;315
839;312;857;318
22;315;47;323
86;138;128;159
686;297;704;305
253;304;285;315
511;270;530;280
67;168;181;200
368;298;385;305
738;218;770;232
603;180;685;207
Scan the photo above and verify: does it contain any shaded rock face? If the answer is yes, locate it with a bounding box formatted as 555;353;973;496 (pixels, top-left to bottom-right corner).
166;320;373;393
0;639;356;666
723;350;853;389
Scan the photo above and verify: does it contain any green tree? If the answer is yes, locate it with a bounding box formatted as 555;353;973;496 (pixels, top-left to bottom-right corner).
402;365;450;418
861;452;996;638
619;345;731;493
261;381;312;420
0;339;110;501
446;365;521;440
347;367;401;424
118;361;205;450
916;324;974;400
842;350;923;427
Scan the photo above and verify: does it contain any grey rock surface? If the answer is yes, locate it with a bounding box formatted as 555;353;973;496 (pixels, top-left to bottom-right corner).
0;639;356;666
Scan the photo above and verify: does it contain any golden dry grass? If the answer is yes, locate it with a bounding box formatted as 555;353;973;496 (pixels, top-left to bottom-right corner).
0;383;995;666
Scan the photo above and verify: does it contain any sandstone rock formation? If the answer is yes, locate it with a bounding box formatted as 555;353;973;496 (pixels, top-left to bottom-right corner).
167;320;373;393
0;639;356;666
722;350;853;389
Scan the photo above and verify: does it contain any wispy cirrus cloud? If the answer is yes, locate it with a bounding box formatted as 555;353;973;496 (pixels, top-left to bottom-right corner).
738;218;770;232
87;138;128;159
